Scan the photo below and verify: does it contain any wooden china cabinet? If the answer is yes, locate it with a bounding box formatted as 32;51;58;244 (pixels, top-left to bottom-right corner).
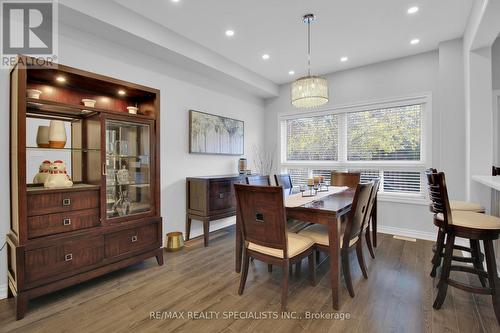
7;56;162;319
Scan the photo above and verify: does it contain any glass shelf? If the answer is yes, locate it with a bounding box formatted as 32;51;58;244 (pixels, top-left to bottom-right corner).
27;146;101;152
106;182;150;187
106;154;149;159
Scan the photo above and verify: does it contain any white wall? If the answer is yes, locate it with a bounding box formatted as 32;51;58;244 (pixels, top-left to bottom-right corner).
493;37;500;90
0;24;266;297
264;43;467;238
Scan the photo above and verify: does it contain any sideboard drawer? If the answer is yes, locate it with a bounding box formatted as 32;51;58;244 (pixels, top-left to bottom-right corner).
25;236;104;284
27;208;100;239
27;190;99;216
208;180;238;212
105;223;158;258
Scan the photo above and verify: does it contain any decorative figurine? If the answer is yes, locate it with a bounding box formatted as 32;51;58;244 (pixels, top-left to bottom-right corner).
44;160;73;188
116;164;130;185
33;160;52;184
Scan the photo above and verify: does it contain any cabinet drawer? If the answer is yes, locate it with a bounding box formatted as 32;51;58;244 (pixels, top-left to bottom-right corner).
28;208;100;239
105;223;158;258
27;190;99;216
25;236;104;284
209;180;233;196
209;192;235;212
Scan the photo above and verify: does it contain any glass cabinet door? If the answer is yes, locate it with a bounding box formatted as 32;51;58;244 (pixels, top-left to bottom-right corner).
105;119;151;219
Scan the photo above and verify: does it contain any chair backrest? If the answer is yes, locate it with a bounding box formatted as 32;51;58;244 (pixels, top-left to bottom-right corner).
493;166;500;176
364;178;381;223
234;184;288;257
246;175;271;186
274;174;293;191
425;169;452;227
343;182;373;248
331;171;360;188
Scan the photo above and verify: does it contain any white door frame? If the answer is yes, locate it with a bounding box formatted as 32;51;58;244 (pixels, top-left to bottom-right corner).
494;89;500;164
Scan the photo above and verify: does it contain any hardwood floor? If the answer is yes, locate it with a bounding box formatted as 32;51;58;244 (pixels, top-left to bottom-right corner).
0;227;498;333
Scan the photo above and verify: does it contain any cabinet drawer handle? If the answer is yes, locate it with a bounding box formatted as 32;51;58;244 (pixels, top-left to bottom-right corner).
65;253;73;262
131;235;138;243
62;198;71;206
63;218;71;226
218;193;224;199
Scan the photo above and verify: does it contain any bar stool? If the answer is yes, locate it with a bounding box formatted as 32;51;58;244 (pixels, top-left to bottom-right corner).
426;170;500;324
427;169;485;278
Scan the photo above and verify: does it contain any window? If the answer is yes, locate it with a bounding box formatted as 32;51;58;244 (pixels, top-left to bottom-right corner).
280;96;429;200
347;105;421;161
286;114;338;161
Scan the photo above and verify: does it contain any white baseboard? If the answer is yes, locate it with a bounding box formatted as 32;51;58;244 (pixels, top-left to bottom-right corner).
377;225;437;241
378;225;468;246
0;284;7;300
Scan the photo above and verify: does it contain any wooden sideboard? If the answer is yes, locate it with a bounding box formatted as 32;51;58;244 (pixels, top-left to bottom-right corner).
186;175;245;246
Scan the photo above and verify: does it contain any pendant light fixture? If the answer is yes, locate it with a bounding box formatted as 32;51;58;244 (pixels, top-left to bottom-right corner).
291;13;329;109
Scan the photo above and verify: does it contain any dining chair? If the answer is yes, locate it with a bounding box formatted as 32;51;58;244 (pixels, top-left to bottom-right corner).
426;168;486;278
331;171;361;188
426;170;500;324
298;181;373;297
234;184;316;310
362;178;381;259
330;171;377;257
274;174;293;193
246;175;271;186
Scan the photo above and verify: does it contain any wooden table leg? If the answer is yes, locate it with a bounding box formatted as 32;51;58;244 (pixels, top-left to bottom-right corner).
203;220;209;247
328;215;341;310
185;216;192;241
235;213;242;273
372;196;378;247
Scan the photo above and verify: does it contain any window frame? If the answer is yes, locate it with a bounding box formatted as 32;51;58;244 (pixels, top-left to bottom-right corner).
278;93;432;204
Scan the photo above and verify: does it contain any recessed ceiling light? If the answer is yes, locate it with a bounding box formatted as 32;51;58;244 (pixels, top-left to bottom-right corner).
288;70;295;75
118;89;126;96
225;30;235;37
340;56;348;62
407;6;419;14
171;0;180;2
262;54;270;60
56;76;66;83
410;38;420;45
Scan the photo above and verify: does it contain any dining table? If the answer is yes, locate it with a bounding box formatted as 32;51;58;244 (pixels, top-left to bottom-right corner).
234;185;377;310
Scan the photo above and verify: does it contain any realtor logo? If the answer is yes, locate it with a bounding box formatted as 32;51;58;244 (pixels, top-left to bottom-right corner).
1;0;58;67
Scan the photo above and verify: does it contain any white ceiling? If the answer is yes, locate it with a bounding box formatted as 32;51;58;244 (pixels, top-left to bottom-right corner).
115;0;473;84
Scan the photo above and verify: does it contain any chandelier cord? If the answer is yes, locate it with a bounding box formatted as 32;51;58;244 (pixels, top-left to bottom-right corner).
307;18;311;76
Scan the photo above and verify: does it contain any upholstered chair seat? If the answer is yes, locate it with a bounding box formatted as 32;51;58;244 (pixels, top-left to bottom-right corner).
449;200;485;213
436;211;500;230
248;232;314;258
298;224;358;247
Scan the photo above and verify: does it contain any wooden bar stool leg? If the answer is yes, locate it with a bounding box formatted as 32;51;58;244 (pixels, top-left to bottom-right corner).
431;228;445;277
434;233;455;309
470;239;487;287
484;239;500;324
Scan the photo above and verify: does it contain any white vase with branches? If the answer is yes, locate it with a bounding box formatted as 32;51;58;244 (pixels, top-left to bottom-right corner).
252;144;276;176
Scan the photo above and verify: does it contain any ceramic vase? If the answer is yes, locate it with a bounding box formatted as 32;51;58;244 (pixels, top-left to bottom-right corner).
48;120;67;148
36;125;50;148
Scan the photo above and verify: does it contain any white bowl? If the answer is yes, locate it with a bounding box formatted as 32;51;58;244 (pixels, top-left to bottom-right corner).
27;89;42;99
82;99;96;107
127;106;138;115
